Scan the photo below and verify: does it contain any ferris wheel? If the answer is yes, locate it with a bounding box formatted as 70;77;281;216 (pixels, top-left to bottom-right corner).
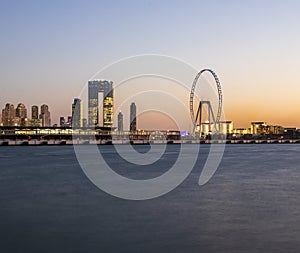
189;69;223;134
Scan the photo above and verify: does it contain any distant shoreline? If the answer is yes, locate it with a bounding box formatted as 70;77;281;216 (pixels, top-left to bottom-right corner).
1;139;299;146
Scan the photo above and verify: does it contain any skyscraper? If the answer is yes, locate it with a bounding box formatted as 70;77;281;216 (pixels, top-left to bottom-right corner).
15;103;27;119
118;111;123;132
2;103;15;126
39;104;51;127
15;103;28;126
60;117;65;127
30;105;40;127
88;80;114;127
31;105;39;120
72;98;82;128
130;102;137;132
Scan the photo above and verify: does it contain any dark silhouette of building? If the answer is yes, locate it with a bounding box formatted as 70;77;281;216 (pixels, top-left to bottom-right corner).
31;105;39;120
118;111;123;132
88;80;113;127
60;117;65;127
67;116;72;125
30;105;40;127
130;102;137;132
72;98;82;128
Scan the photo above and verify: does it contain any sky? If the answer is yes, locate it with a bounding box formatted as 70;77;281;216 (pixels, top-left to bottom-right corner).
0;0;300;129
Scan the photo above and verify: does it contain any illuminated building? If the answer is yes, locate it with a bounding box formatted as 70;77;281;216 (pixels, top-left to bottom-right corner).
219;120;233;135
2;103;15;126
72;98;82;128
88;80;114;127
200;121;211;135
251;122;267;134
117;111;123;131
39;104;51;127
233;128;251;135
103;96;113;128
130;102;136;132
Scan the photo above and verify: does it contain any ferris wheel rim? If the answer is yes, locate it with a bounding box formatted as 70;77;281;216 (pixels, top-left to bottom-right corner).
189;69;223;132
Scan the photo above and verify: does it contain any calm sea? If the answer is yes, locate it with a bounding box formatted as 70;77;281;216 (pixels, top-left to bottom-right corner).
0;144;300;253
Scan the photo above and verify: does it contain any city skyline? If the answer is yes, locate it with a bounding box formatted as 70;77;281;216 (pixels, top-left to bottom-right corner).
1;98;300;133
1;1;300;128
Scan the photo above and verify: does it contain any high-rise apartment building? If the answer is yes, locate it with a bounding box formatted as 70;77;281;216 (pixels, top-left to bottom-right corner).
31;105;39;120
88;80;113;127
39;104;51;127
130;102;137;132
15;103;27;119
117;111;123;132
15;103;28;126
2;103;15;126
72;98;82;128
30;105;40;127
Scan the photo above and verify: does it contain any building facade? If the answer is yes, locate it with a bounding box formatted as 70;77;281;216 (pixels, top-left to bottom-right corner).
251;122;267;134
88;80;114;127
233;128;251;135
219;120;233;135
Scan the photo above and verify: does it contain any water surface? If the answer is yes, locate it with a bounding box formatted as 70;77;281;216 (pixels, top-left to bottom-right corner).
0;144;300;253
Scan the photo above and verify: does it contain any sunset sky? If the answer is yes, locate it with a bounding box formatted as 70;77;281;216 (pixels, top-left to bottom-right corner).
1;0;300;129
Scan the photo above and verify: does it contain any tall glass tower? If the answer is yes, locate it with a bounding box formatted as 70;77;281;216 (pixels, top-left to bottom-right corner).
88;80;114;127
130;102;137;132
